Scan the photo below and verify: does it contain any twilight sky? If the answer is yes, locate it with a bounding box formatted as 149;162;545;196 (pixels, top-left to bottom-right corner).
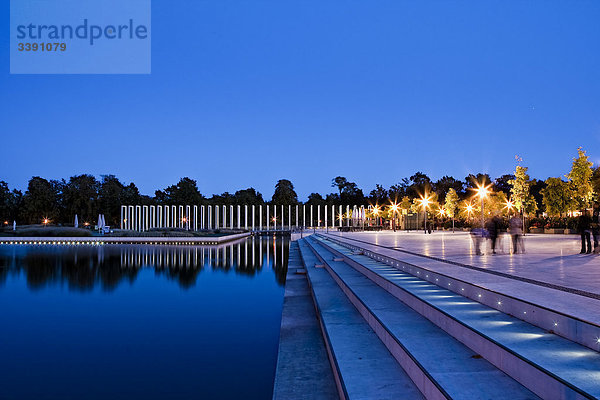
1;1;599;200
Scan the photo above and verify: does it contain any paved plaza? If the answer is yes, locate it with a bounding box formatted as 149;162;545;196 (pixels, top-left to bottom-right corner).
325;231;600;297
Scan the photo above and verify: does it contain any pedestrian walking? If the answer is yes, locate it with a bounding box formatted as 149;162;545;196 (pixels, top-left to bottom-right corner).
577;212;592;254
509;214;523;254
486;215;501;254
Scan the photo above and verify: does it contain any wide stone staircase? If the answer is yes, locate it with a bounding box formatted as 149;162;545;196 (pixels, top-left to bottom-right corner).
294;235;600;400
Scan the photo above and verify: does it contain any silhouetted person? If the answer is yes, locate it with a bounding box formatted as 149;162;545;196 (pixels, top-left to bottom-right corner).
577;212;592;254
509;214;523;254
486;215;501;254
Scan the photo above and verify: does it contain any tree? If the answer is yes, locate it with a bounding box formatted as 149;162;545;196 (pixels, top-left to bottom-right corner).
332;176;348;196
0;181;21;224
306;193;326;207
444;188;460;232
529;179;546;213
62;175;100;224
566;147;594;210
234;188;264;204
494;174;515;195
407;172;432;198
465;173;492;191
99;175;125;226
434;176;464;202
541;178;572;216
369;184;388;204
509;166;537;214
340;182;365;204
156;177;204;205
20;177;61;224
272;179;298;204
388;180;408;202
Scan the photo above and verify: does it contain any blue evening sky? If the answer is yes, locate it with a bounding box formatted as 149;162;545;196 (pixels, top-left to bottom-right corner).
1;1;599;200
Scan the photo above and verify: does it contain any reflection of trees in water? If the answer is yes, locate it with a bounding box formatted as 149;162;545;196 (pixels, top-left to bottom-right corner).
0;237;289;291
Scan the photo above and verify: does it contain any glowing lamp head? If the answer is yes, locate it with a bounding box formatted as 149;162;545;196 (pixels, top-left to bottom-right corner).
475;182;492;198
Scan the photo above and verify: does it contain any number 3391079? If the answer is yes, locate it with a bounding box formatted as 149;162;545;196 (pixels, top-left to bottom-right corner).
18;43;67;51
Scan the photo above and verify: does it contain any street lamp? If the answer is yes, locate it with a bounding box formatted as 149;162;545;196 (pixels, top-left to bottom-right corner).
390;203;399;232
475;182;492;230
419;194;432;234
43;218;49;227
466;203;474;222
372;205;380;227
504;199;514;216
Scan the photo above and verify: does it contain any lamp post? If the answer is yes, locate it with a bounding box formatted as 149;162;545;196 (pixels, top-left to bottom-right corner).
390;203;398;232
372;205;380;228
475;183;491;231
466;203;474;224
420;195;431;234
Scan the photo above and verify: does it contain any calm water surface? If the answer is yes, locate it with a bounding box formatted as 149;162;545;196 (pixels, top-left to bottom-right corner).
0;237;288;400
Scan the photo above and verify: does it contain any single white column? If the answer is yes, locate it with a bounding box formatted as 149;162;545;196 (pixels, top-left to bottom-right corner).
325;205;328;229
164;205;169;228
310;205;313;228
339;205;342;227
150;205;156;229
128;206;134;230
332;205;335;229
244;205;248;230
274;205;277;230
208;205;213;229
135;205;142;231
288;205;291;230
193;205;198;231
266;205;270;230
171;205;177;228
318;205;321;228
120;205;126;229
215;205;219;229
222;205;227;229
143;205;149;231
230;205;234;229
251;205;255;231
201;205;205;229
178;205;184;228
295;205;299;228
346;205;350;227
303;205;306;227
186;205;191;230
259;205;263;231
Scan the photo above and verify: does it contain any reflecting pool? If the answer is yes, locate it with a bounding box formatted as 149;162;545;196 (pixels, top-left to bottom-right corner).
0;236;288;400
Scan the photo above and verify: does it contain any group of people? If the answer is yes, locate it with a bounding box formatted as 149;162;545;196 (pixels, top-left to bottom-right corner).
577;210;600;254
471;214;524;255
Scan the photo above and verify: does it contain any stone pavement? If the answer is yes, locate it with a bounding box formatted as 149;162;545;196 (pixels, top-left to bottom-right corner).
324;231;600;296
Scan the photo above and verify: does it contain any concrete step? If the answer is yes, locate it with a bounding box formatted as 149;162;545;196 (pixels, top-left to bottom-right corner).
312;235;600;400
273;242;338;400
305;236;538;400
319;233;600;353
296;239;423;400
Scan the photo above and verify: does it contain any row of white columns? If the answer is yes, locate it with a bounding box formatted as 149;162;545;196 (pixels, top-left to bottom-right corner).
120;204;367;232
